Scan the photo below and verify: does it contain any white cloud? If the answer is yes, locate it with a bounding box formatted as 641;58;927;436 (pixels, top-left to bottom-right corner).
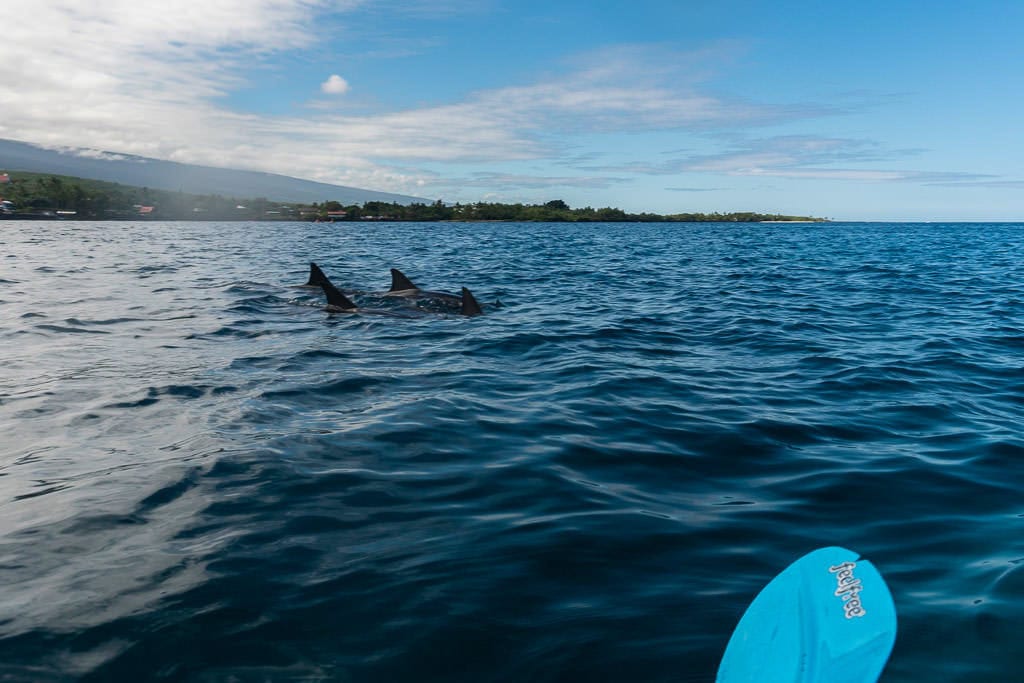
0;6;829;197
927;179;1024;188
580;135;1002;187
321;75;350;95
65;149;134;162
674;137;997;184
666;187;723;192
458;172;625;190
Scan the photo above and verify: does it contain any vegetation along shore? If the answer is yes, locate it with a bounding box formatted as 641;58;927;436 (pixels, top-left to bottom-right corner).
0;171;826;223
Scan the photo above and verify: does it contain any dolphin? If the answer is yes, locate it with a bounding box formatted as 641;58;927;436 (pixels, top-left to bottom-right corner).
387;268;453;300
301;262;330;288
386;268;460;305
386;268;483;316
318;271;360;312
316;266;483;316
459;287;484;317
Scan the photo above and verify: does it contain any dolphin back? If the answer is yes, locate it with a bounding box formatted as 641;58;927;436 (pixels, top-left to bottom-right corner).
390;268;418;292
461;288;483;317
319;271;358;310
306;262;328;287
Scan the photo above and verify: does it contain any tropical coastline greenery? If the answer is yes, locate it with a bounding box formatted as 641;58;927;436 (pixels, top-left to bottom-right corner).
0;171;826;222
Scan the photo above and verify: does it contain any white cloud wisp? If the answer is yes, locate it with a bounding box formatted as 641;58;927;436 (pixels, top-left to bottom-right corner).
0;4;942;200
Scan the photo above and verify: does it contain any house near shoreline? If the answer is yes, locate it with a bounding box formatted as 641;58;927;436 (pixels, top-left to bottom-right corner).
1;172;11;211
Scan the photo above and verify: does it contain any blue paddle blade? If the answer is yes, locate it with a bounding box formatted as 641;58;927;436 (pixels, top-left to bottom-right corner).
716;546;897;683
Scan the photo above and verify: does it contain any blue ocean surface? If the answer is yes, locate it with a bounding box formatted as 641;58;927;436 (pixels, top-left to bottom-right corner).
1;220;1023;682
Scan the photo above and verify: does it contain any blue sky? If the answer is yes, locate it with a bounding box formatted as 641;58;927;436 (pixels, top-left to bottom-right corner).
2;0;1022;219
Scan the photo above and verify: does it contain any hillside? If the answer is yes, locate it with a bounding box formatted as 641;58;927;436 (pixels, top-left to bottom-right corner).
0;171;322;220
0;138;426;205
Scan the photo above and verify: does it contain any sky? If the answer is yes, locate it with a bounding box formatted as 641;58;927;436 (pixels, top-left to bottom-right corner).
1;0;1022;220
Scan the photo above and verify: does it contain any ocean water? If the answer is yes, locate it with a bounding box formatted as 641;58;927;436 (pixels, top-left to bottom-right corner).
1;220;1023;682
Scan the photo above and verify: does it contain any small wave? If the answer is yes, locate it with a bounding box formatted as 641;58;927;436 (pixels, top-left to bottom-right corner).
63;316;146;326
34;324;110;335
102;384;213;409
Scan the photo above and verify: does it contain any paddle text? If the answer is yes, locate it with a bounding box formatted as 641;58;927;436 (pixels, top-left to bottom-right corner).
829;561;867;619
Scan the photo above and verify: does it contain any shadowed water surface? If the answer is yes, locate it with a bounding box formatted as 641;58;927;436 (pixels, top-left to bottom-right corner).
1;220;1023;681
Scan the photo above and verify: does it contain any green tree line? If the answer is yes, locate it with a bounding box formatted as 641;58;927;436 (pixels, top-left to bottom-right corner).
1;171;824;222
318;198;824;223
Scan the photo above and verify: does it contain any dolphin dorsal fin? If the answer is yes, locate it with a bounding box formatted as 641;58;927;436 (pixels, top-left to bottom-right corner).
460;287;483;317
390;268;418;292
306;262;328;287
319;273;357;310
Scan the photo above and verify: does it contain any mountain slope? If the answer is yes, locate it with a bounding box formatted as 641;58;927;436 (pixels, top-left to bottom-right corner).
0;138;427;205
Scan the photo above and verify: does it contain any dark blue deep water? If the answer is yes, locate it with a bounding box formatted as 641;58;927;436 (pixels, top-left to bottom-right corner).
2;220;1023;682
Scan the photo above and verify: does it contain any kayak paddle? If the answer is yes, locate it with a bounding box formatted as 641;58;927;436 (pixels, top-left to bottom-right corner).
716;546;897;683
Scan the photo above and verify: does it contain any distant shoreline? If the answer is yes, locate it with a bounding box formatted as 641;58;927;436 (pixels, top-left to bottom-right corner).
0;215;831;224
6;215;1024;224
0;171;826;223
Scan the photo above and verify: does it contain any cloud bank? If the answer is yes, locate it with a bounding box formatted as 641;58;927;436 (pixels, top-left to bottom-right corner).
0;3;816;195
1;2;1010;202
